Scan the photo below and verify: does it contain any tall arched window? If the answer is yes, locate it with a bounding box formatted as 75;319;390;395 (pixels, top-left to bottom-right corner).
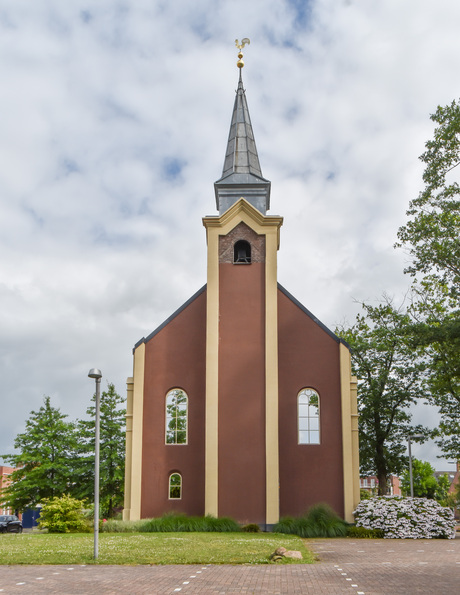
298;388;320;444
234;240;251;264
165;389;188;444
169;473;182;499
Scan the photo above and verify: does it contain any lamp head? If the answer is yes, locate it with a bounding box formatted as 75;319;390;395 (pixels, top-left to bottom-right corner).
88;368;102;379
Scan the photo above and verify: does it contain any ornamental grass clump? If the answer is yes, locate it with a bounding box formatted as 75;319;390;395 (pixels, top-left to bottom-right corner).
353;496;456;539
274;503;348;538
102;513;241;533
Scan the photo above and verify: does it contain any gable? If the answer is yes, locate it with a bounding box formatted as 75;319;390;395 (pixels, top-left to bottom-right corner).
134;285;207;350
278;283;349;348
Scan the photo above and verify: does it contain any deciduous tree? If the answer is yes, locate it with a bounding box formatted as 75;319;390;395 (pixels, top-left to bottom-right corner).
337;300;428;495
396;99;460;463
2;397;77;511
409;280;460;461
74;383;126;518
396;99;460;295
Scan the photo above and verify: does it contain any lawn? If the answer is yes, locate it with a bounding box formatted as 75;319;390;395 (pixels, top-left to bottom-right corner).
0;532;314;565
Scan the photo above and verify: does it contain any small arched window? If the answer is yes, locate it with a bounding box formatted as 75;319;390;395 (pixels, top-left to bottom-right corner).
298;388;320;444
169;473;182;499
234;240;251;264
165;389;188;444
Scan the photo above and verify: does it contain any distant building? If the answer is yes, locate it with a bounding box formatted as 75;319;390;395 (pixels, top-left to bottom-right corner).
360;475;401;496
0;466;15;515
434;461;460;495
123;59;360;527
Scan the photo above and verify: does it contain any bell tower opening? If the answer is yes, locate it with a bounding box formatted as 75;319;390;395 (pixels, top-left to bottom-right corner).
234;240;251;264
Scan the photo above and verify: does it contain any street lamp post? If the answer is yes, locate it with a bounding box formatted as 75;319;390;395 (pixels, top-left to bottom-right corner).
407;434;423;498
88;368;102;560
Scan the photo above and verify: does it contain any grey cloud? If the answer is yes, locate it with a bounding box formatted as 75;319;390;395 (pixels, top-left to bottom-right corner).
1;0;459;470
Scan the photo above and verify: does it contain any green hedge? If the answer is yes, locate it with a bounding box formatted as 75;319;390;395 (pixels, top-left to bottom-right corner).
102;513;241;533
274;503;348;538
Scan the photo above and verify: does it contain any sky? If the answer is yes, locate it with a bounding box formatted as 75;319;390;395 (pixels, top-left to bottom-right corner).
1;0;459;472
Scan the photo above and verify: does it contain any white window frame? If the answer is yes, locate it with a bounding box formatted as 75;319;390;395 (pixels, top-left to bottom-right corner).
298;387;320;445
165;388;188;445
169;473;182;500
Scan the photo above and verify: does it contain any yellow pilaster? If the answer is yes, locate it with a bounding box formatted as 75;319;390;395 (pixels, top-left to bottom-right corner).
122;376;134;521
265;226;280;525
340;343;359;523
127;342;145;521
350;376;360;509
204;224;220;517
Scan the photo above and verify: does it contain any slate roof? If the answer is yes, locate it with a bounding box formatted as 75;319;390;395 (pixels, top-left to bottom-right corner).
214;71;271;215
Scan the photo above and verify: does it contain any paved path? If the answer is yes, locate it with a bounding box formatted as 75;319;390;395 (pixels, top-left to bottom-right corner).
0;537;459;594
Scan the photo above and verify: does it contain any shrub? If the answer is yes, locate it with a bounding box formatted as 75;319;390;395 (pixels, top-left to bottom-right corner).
347;525;384;538
101;513;241;533
101;519;146;532
274;503;348;538
353;496;456;539
38;494;91;533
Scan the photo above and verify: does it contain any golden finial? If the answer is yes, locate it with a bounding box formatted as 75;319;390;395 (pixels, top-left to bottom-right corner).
235;38;250;69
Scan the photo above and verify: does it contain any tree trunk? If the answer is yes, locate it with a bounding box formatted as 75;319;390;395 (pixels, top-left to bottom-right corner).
377;469;388;495
375;439;389;495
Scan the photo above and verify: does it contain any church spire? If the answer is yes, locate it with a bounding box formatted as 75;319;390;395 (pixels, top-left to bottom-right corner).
214;40;271;215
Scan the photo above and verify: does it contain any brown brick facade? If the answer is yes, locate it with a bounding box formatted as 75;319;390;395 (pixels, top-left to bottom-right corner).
219;222;266;263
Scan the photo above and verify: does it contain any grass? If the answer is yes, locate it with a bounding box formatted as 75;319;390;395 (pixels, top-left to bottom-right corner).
0;532;315;565
274;503;348;538
102;513;241;533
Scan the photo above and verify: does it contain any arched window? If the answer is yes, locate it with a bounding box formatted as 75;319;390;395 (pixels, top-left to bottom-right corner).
165;389;188;444
234;240;251;264
298;388;320;444
169;473;182;499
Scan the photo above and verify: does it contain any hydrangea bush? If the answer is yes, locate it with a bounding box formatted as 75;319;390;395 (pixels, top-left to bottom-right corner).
353;496;456;539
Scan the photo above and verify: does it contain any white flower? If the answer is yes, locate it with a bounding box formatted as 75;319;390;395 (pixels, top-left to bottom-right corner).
353;496;456;539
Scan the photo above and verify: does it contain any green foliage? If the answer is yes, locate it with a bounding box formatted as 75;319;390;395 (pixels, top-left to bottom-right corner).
38;494;90;534
347;525;384;538
396;99;460;294
336;300;429;494
2;397;78;511
73;383;126;518
435;473;452;507
100;519;146;533
396;100;460;462
400;461;451;506
241;523;261;533
2;384;126;518
102;513;241;533
273;503;348;538
408;280;460;461
400;459;438;498
360;489;372;500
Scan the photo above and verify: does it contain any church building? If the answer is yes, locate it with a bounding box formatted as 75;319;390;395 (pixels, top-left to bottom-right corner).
123;46;360;528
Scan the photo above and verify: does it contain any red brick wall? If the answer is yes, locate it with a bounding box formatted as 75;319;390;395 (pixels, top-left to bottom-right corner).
219;222;265;264
217;261;267;524
277;290;345;518
140;291;207;518
0;466;15;515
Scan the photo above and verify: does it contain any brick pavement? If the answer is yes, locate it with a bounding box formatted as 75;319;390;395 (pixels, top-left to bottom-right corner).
0;538;458;594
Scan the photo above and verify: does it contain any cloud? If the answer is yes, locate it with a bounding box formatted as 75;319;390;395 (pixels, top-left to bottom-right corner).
0;0;458;472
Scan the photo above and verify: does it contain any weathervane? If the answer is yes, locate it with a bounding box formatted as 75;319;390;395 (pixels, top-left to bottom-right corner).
235;38;250;69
